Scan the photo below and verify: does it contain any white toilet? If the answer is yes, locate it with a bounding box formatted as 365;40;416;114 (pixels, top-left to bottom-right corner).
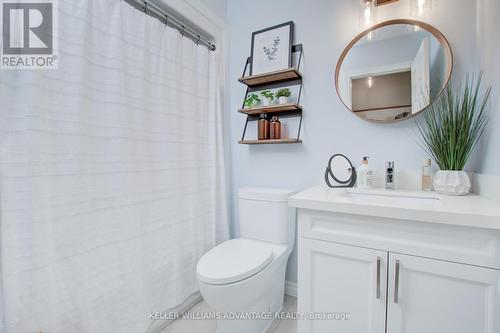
196;187;296;333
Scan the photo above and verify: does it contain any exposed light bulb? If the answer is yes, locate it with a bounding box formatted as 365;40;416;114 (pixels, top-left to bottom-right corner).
411;0;432;17
418;0;426;15
364;7;371;21
367;77;373;88
359;0;376;29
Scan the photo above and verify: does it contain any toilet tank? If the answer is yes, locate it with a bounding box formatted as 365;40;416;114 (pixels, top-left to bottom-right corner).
238;187;296;244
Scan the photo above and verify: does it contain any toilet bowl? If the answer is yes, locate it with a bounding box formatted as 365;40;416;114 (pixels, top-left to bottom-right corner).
196;188;296;333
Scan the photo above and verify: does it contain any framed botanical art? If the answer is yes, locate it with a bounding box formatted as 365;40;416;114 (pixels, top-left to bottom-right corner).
250;21;294;75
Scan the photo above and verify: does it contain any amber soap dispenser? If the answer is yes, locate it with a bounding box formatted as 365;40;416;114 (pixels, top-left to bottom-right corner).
270;116;281;139
258;114;270;140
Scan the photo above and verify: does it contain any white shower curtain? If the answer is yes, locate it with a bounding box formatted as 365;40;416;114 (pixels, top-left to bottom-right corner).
0;1;228;332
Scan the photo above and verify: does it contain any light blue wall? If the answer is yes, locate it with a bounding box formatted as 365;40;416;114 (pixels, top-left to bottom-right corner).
226;0;481;283
477;0;500;176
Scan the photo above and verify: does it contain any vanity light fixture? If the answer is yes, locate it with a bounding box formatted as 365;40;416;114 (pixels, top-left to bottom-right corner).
359;0;377;28
410;0;432;17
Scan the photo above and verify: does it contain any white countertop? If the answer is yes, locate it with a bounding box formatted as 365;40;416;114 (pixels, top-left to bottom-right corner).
288;186;500;230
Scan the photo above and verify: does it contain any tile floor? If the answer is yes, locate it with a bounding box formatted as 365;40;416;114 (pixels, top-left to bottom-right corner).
161;296;297;333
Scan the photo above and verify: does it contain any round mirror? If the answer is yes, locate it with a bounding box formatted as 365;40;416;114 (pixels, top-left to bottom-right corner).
335;20;453;123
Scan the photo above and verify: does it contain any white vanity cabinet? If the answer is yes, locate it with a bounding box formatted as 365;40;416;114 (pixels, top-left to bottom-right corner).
386;253;500;333
291;187;500;333
299;239;387;333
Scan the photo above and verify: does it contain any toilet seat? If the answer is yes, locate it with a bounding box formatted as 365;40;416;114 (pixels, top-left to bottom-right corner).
197;239;274;285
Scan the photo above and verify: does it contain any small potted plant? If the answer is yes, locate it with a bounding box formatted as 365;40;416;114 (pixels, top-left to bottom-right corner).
260;90;275;106
276;88;291;105
415;74;491;196
244;93;261;108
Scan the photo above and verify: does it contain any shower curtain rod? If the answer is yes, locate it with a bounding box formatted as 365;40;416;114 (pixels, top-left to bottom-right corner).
124;0;216;51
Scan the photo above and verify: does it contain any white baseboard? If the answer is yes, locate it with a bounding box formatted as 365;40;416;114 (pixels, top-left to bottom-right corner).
285;280;297;298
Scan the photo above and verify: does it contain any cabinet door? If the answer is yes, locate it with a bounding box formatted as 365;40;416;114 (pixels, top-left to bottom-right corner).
387;253;500;333
298;238;387;333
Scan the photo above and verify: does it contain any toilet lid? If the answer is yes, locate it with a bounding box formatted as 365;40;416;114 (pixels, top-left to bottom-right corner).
197;239;274;285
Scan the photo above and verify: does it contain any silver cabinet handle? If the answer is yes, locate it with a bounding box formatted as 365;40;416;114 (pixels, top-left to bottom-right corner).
394;260;400;303
376;257;382;299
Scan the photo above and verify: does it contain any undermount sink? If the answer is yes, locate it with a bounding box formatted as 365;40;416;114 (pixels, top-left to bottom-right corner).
341;189;441;201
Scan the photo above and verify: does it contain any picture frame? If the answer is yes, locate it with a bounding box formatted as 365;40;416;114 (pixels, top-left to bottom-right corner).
250;21;294;76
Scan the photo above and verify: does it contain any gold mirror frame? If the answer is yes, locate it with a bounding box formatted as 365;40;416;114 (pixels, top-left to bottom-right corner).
335;19;454;123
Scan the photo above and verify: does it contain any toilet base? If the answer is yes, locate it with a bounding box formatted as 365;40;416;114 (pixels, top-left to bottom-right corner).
198;240;292;333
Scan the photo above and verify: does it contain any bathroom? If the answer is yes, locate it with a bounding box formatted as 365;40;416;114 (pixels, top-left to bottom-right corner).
0;0;499;332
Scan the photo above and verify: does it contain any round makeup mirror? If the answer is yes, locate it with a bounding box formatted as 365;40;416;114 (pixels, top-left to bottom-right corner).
335;20;453;123
324;154;357;188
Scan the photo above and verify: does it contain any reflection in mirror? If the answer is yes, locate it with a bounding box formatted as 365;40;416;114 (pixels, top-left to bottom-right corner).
331;155;352;183
336;20;452;123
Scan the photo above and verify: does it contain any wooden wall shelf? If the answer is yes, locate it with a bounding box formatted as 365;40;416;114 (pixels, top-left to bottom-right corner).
238;103;302;116
238;68;302;87
238;139;302;145
238;44;304;145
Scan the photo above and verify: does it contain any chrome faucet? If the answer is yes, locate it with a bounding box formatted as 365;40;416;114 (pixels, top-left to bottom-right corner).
385;161;395;190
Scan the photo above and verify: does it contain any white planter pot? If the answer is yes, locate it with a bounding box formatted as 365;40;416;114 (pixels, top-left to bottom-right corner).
433;170;471;196
262;97;272;106
278;96;288;104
